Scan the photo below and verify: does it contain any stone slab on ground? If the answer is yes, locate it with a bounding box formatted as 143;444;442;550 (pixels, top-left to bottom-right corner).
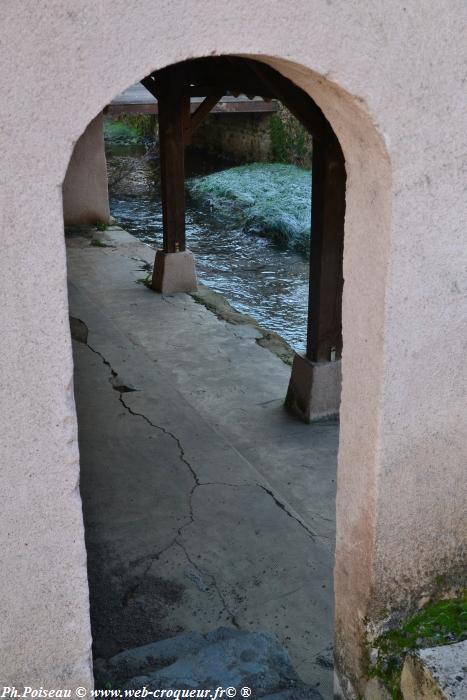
96;631;209;684
401;640;467;699
97;627;322;698
96;628;247;684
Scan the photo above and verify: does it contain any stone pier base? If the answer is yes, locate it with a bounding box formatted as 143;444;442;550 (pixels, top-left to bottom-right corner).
152;250;198;294
285;353;342;423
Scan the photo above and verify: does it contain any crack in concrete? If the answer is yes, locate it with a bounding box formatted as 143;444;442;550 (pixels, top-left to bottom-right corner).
117;393;200;487
84;338;319;543
175;540;240;630
197;481;248;489
85;340;201;530
82;337;199;485
124;528;243;628
82;335;246;619
122;537;181;608
80;330;319;619
255;484;317;541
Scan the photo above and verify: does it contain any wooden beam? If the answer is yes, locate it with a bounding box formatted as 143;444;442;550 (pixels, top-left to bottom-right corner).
240;59;332;141
156;89;189;256
166;57;260;90
141;75;159;99
144;62;275;99
187;94;222;141
107;99;278;116
181;93;192;145
185;84;273;98
307;134;346;362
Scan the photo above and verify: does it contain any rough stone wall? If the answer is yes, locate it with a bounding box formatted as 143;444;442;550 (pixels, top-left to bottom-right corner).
191;113;273;163
0;2;466;697
190;108;313;167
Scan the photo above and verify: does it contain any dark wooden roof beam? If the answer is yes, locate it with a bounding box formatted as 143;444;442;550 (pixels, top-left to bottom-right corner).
189;94;222;133
239;59;334;141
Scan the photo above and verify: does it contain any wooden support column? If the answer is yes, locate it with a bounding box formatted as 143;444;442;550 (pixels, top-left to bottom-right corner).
307;134;346;362
185;94;222;144
158;88;190;254
147;72;197;293
285;134;345;422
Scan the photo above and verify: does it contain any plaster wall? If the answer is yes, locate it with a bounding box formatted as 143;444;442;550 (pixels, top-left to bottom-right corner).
0;1;466;696
63;113;110;225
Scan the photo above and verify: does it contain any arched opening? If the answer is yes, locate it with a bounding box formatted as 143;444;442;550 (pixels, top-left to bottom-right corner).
62;52;392;699
65;55;346;422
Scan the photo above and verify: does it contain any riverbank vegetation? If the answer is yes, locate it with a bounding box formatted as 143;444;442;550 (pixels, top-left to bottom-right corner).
269;105;313;168
104;112;313;255
104;115;154;145
187;163;311;254
105;106;312;168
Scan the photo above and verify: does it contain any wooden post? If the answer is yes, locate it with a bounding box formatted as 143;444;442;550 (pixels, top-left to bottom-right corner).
158;87;190;254
307;134;346;362
185;94;222;144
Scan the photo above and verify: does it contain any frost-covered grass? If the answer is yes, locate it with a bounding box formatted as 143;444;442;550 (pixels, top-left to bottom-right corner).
187;163;312;254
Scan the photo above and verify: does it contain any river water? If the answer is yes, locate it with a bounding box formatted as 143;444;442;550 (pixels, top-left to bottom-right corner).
106;144;310;353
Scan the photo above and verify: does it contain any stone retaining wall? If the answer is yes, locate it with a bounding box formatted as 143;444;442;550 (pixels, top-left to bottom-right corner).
191;113;273;163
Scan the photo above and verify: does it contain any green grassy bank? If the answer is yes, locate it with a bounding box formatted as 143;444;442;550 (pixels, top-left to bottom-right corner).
187;162;312;254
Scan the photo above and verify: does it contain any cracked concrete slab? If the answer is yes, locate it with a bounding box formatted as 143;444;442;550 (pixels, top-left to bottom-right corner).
67;226;337;697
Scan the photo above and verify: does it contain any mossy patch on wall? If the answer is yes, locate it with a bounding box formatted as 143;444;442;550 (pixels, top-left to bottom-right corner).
368;593;467;699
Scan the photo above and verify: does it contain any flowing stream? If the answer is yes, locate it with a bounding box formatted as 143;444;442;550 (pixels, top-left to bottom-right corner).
106;144;310;353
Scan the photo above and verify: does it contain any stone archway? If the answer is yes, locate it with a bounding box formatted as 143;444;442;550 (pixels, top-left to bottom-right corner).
62;52;392;697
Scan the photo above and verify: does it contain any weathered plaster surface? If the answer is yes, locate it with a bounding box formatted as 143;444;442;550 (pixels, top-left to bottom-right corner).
0;1;466;694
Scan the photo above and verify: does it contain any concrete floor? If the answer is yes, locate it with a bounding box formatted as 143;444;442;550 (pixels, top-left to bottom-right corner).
67;226;339;697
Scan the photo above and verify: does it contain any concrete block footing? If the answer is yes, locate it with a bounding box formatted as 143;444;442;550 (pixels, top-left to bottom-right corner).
152;250;198;294
285;353;342;423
